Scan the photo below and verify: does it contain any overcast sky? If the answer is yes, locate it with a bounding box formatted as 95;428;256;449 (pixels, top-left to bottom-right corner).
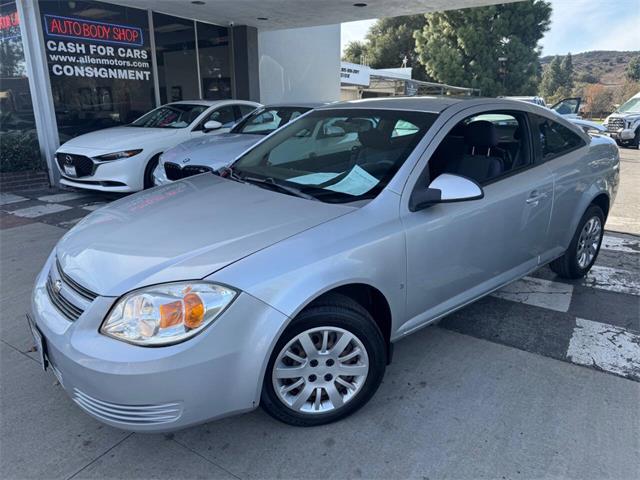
340;0;640;58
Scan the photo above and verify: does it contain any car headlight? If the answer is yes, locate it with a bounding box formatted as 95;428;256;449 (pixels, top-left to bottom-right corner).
95;149;143;161
100;282;237;346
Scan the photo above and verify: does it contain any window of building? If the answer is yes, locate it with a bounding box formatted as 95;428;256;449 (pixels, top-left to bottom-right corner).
154;13;199;104
0;1;41;173
39;0;155;142
197;22;231;100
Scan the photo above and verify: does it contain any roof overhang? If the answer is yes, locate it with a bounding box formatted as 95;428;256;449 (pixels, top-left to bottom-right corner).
108;0;521;30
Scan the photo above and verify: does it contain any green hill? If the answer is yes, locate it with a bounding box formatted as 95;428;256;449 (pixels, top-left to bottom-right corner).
541;50;638;87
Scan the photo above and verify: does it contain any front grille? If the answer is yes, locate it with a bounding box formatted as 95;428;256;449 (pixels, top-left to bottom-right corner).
56;259;97;301
607;118;625;132
56;152;95;177
73;389;183;426
164;162;212;180
46;260;97;321
46;275;84;321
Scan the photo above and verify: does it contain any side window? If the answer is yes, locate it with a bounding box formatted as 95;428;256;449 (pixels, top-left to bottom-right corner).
534;115;585;160
428;111;531;185
207;106;236;127
238;104;257;118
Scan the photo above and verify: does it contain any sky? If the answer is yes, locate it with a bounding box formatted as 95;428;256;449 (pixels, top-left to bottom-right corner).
340;0;640;57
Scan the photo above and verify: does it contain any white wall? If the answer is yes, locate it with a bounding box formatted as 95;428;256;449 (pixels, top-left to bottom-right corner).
258;24;340;104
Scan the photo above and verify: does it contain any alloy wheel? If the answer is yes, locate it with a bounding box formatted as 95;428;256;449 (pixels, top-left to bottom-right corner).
272;326;369;414
576;216;602;269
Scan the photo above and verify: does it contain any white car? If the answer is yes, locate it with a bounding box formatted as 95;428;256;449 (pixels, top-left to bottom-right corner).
604;91;640;149
54;100;261;192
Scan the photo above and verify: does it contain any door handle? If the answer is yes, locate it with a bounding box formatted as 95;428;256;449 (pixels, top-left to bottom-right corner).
526;192;547;204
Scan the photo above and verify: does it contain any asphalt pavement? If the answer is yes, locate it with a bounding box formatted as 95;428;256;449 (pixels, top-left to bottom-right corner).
1;147;638;480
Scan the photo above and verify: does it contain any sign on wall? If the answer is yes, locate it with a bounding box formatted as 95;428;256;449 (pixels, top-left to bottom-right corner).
42;14;151;82
340;62;370;87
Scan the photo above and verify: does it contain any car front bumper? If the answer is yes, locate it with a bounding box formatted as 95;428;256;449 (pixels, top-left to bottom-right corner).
54;149;147;193
607;128;635;141
30;254;289;432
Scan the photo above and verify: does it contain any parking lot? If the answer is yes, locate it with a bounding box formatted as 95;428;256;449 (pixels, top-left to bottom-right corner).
1;148;638;479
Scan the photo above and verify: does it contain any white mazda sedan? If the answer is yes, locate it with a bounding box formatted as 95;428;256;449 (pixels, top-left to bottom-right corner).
54;100;260;192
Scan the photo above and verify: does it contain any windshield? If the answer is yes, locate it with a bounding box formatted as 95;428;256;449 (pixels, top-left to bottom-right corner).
130;104;208;128
231;106;312;135
617;97;640;114
232;108;437;204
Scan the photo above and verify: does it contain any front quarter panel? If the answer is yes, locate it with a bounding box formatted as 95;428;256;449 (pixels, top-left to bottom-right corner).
210;189;407;335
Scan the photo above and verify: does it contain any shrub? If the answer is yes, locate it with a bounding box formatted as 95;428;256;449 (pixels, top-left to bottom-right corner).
0;129;45;172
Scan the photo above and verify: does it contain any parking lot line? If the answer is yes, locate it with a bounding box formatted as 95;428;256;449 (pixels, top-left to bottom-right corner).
567;317;640;380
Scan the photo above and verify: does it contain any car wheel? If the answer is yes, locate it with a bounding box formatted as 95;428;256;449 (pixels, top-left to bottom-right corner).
143;155;161;189
550;204;604;279
261;294;386;427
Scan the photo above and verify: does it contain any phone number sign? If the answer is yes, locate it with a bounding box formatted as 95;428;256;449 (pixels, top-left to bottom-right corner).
44;14;143;46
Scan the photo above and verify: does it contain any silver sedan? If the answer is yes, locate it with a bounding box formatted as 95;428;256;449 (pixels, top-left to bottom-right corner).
30;97;619;431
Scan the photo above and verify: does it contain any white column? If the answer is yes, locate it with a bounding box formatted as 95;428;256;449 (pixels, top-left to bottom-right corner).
16;0;59;186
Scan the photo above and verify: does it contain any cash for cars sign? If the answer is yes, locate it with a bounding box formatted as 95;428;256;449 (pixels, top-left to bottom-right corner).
43;14;152;81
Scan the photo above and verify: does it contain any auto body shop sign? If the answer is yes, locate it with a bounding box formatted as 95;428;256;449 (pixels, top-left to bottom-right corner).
43;14;151;81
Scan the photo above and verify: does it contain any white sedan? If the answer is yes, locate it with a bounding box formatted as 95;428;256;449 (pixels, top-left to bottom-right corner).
54;100;261;192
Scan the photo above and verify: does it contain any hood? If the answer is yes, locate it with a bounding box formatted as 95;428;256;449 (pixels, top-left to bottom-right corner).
607;112;640;121
161;133;263;170
56;175;353;296
60;126;181;152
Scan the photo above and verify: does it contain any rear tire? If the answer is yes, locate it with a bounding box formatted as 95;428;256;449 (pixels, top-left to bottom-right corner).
143;155;161;189
632;128;640;149
261;294;386;427
550;204;604;279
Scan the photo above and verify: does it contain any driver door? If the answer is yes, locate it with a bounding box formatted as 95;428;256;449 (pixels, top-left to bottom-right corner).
399;108;553;334
551;97;582;118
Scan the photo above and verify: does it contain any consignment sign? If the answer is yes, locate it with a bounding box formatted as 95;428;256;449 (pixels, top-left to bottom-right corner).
43;13;152;81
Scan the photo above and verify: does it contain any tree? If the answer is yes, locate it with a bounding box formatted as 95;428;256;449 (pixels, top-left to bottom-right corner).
540;56;563;101
342;15;429;80
626;56;640;82
583;84;613;118
342;41;369;66
560;52;574;95
414;0;552;96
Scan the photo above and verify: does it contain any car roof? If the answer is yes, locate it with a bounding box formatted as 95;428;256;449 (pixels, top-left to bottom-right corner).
316;96;566;115
167;100;258;107
262;102;326;109
317;96;474;114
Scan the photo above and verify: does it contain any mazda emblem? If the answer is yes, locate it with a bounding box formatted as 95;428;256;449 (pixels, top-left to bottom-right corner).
64;155;74;166
53;279;63;294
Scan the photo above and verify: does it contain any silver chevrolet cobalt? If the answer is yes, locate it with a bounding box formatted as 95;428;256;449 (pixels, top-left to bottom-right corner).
30;97;619;431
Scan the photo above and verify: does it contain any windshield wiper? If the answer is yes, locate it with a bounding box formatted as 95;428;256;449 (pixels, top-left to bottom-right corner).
242;176;318;201
218;166;245;183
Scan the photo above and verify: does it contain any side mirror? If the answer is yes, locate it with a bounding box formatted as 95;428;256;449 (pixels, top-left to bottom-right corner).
203;120;223;132
409;173;484;211
322;125;346;138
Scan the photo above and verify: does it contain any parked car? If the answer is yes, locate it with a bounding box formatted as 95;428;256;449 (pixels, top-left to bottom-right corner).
603;91;640;149
30;97;618;432
54;100;261;192
505;96;583;118
153;103;321;185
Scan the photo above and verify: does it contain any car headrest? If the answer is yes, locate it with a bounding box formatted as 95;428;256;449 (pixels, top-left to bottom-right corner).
358;129;391;150
465;120;499;148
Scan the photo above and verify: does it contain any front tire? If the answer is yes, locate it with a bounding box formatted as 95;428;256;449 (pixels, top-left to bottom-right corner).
261;294;386;427
550;205;604;279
